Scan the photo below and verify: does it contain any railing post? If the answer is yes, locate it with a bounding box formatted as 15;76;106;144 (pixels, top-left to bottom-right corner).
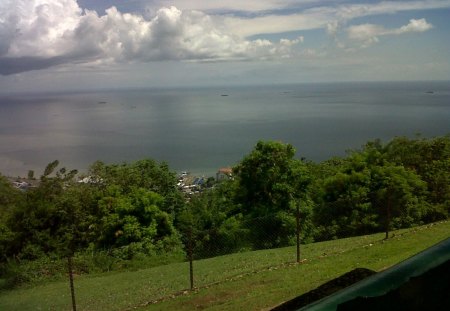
68;255;77;311
187;227;194;290
385;193;391;240
296;203;301;263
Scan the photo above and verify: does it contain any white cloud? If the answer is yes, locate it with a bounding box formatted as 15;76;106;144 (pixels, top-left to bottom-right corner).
206;0;448;39
223;11;329;37
326;20;340;36
347;24;384;47
334;0;450;20
347;18;433;48
0;0;447;75
395;18;433;33
143;0;450;16
1;0;81;58
0;0;304;75
280;36;304;46
146;0;312;13
217;0;450;37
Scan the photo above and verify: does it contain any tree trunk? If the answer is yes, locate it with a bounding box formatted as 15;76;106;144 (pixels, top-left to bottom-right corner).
67;255;77;311
187;228;194;290
296;204;301;262
385;194;391;240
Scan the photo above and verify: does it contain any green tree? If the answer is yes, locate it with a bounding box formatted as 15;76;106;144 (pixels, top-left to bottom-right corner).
370;164;428;239
87;159;185;216
6;161;81;260
0;175;25;262
385;135;450;218
96;186;181;259
179;180;248;258
234;141;310;249
4;162;84;309
315;144;429;240
315;153;376;240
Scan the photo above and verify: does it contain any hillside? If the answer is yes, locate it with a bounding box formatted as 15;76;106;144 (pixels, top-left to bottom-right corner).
0;221;448;311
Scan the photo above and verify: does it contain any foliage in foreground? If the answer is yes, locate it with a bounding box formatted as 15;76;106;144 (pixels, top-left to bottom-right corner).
0;135;449;288
0;221;448;311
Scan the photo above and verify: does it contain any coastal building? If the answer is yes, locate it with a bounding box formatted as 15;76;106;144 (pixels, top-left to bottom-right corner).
7;177;39;191
216;167;233;182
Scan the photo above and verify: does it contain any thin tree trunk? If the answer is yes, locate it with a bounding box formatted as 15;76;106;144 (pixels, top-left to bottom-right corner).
385;194;391;240
187;228;194;290
67;255;77;311
296;204;301;263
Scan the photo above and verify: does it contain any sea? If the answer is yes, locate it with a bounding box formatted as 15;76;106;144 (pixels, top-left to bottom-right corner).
1;81;449;177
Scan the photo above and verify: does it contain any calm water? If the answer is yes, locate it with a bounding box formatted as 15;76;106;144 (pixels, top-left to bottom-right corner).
1;81;449;177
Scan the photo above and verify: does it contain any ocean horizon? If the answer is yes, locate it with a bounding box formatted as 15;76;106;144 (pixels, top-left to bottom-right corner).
1;80;449;177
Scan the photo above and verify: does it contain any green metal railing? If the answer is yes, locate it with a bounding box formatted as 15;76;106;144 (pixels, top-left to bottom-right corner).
299;237;450;311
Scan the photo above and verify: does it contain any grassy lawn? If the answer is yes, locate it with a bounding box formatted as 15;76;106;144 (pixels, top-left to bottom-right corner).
1;221;449;311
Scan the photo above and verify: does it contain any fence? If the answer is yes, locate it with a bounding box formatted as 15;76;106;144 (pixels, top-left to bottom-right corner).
54;210;306;311
5;200;429;310
182;209;303;290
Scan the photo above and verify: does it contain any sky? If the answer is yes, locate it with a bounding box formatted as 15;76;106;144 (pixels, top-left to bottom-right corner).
0;0;449;92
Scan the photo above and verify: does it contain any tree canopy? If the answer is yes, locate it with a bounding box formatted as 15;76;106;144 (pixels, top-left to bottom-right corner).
0;135;448;286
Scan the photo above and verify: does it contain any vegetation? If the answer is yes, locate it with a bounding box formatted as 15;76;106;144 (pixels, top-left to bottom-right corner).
0;221;448;311
0;135;449;294
234;141;310;249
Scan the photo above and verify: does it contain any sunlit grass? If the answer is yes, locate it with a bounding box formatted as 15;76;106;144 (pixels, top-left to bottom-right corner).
0;221;448;311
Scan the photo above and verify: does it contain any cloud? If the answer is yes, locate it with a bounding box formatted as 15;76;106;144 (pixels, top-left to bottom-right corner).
0;56;68;75
333;0;450;20
347;24;384;47
129;0;450;16
395;18;433;33
1;0;82;58
0;0;447;75
0;0;304;75
150;0;288;13
347;18;433;48
140;0;317;14
321;1;444;48
216;0;448;37
280;36;304;46
223;11;329;37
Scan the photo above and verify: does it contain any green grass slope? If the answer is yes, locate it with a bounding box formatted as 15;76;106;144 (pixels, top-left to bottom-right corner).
1;221;449;311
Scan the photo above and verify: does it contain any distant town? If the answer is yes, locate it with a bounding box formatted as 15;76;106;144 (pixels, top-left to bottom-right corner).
6;167;234;197
177;168;233;196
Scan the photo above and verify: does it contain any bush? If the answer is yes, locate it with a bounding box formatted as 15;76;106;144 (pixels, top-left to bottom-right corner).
0;242;186;289
0;256;66;289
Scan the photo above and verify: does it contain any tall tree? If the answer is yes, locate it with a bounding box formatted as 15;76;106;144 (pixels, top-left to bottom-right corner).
7;161;79;259
234;141;310;249
315;144;429;240
95;186;181;258
0;175;25;262
87;159;185;216
385;135;450;218
5;162;84;309
179;180;248;258
370;164;427;239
